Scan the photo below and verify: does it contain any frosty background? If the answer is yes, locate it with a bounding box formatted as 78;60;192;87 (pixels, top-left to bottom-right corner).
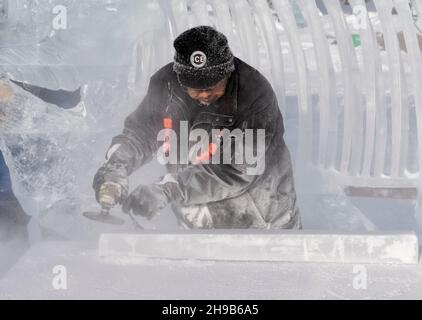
1;0;422;299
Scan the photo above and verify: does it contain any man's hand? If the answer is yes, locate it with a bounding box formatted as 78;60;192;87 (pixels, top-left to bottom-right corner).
97;182;123;208
122;184;172;219
93;163;129;205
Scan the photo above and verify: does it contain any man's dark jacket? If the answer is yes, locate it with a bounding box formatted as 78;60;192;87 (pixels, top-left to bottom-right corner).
100;57;301;229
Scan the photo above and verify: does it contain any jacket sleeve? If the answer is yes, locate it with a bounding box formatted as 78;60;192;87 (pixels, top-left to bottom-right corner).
167;93;283;206
105;76;166;175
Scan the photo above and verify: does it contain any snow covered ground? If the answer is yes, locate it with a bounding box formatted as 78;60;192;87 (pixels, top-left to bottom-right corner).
0;240;421;300
1;190;421;300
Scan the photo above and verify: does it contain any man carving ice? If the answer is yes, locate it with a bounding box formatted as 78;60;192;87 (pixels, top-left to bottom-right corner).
93;26;301;229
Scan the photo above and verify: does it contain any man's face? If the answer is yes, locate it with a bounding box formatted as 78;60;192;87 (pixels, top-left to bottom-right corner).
185;78;228;106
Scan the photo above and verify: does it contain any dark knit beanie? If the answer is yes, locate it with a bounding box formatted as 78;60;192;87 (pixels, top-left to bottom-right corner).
173;26;235;89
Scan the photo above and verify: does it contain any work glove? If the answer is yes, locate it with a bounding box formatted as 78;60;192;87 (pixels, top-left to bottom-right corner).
92;162;129;206
122;183;176;219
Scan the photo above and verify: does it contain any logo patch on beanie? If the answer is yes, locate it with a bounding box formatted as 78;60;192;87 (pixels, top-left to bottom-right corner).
190;51;207;68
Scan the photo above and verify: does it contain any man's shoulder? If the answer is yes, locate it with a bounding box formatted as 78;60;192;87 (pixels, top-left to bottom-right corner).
150;62;177;84
234;57;276;108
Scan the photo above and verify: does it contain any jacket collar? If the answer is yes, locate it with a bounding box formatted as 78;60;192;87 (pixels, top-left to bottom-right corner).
212;68;238;116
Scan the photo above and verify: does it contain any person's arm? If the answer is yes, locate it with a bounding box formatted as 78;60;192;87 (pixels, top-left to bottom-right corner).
93;75;166;202
106;76;166;175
